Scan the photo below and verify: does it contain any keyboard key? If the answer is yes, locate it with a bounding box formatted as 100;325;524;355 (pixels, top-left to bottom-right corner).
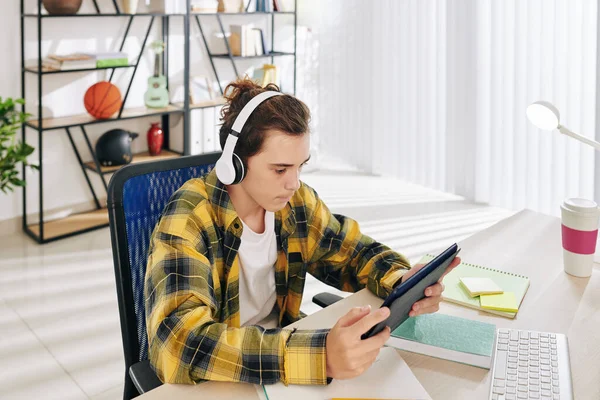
517;385;528;392
552;379;559;387
530;332;539;339
552;373;559;381
508;374;517;381
508;369;517;376
541;377;551;384
517;392;528;399
498;344;508;351
494;351;508;379
492;394;498;400
553;387;560;394
542;389;552;397
494;379;505;387
508;362;518;369
530;379;540;386
493;386;505;394
549;333;556;339
530;372;540;379
551;355;558;361
553;395;560;400
520;331;529;339
551;361;558;368
540;333;549;338
507;380;517;387
541;371;551;377
541;365;550;371
510;345;519;352
499;338;509;344
518;379;528;386
506;394;516;400
511;330;520;341
530;361;540;367
518;372;528;379
531;345;540;351
530;366;540;373
510;351;518;358
507;386;517;394
519;361;529;368
530;392;540;399
529;385;540;392
542;383;551;390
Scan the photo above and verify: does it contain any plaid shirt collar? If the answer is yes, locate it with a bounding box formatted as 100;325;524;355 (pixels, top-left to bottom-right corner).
204;168;297;240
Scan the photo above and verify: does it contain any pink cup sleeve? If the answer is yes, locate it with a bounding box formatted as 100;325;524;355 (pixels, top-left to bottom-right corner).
562;224;598;255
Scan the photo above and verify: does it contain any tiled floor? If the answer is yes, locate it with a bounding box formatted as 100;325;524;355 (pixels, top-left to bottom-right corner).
0;170;513;399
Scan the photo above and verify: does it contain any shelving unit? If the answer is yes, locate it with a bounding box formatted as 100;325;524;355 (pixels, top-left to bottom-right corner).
20;0;297;243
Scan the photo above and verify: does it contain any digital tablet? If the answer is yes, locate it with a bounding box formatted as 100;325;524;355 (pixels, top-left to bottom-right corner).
361;243;460;340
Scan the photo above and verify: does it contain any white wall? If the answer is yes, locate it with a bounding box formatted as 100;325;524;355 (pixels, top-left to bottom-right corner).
0;0;307;228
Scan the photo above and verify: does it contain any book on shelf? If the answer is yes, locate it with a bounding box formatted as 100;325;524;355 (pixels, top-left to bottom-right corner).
42;53;96;71
191;0;218;13
229;24;266;56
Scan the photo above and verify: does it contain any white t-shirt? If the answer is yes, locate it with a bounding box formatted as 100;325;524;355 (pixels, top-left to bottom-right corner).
237;211;279;328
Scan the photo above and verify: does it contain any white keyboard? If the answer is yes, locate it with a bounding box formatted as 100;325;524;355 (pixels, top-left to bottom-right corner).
488;328;573;400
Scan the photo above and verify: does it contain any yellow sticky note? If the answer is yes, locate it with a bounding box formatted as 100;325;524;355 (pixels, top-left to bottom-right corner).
479;292;519;313
459;277;504;297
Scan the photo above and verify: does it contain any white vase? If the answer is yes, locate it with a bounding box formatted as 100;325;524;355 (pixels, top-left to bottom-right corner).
122;0;139;14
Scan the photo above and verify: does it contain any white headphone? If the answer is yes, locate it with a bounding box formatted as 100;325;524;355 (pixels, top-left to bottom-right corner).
215;90;284;185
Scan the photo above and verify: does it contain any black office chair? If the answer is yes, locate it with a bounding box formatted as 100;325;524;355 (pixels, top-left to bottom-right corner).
107;151;342;399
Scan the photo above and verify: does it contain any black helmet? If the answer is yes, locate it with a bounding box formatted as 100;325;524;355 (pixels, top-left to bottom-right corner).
95;129;139;167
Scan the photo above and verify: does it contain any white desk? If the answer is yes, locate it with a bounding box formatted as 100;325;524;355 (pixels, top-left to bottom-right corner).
139;210;600;400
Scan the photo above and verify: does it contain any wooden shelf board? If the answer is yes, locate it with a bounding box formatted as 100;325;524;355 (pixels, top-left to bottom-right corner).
25;65;134;74
84;150;182;173
26;105;184;130
28;208;109;240
174;97;227;110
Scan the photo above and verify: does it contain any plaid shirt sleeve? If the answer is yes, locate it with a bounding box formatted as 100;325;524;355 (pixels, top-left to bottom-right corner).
303;184;411;298
145;187;329;386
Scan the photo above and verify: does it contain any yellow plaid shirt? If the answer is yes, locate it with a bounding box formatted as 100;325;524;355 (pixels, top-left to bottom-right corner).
145;169;411;386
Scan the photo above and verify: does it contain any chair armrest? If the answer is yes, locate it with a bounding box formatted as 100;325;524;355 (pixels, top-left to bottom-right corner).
312;292;344;308
129;360;163;394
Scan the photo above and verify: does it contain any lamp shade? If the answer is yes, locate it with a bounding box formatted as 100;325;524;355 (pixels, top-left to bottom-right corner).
527;101;560;131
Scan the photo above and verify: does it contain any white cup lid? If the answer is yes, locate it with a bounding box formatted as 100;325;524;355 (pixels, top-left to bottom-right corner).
563;198;599;214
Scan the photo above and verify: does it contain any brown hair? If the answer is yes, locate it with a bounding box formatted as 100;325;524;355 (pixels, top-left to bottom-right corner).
219;78;310;168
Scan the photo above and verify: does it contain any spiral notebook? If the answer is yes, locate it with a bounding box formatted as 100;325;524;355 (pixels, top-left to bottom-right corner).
418;255;530;318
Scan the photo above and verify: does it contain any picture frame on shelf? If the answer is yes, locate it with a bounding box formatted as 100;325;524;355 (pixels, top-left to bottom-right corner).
190;76;216;104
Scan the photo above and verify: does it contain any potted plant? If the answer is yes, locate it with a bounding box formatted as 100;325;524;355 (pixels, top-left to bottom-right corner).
0;97;37;193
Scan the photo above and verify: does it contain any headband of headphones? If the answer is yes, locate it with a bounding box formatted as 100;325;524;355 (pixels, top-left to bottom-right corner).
215;90;284;185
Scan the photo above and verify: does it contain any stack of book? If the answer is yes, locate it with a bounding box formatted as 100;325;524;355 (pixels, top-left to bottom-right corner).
42;54;96;71
229;24;266;56
41;52;128;71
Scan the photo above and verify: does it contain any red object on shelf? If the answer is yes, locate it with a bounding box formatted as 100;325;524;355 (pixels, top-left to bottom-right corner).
147;122;164;156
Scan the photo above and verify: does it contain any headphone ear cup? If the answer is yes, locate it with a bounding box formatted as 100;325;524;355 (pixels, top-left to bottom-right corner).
232;153;245;184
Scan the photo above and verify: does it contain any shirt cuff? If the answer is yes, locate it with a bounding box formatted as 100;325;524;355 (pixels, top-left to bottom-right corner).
282;329;328;385
380;267;410;296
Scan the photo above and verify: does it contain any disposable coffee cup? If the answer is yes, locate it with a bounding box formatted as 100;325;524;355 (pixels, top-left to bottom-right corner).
560;198;600;278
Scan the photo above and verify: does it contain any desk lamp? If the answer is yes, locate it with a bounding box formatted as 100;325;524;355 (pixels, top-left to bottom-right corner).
526;100;600;277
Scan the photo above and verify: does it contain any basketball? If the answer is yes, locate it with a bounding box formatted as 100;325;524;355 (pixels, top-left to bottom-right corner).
84;81;123;119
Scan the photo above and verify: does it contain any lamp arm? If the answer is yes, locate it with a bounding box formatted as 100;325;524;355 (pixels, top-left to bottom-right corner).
557;125;600;152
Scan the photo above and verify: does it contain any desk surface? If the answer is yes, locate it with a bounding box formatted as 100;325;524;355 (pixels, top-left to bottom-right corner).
139;210;600;400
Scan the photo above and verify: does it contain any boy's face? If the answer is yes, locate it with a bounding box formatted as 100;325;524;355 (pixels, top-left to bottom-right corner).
241;130;310;212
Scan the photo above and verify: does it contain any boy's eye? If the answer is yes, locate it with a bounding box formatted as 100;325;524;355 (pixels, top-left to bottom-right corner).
275;169;286;174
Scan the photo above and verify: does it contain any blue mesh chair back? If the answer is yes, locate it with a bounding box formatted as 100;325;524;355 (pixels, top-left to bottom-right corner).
107;152;221;399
